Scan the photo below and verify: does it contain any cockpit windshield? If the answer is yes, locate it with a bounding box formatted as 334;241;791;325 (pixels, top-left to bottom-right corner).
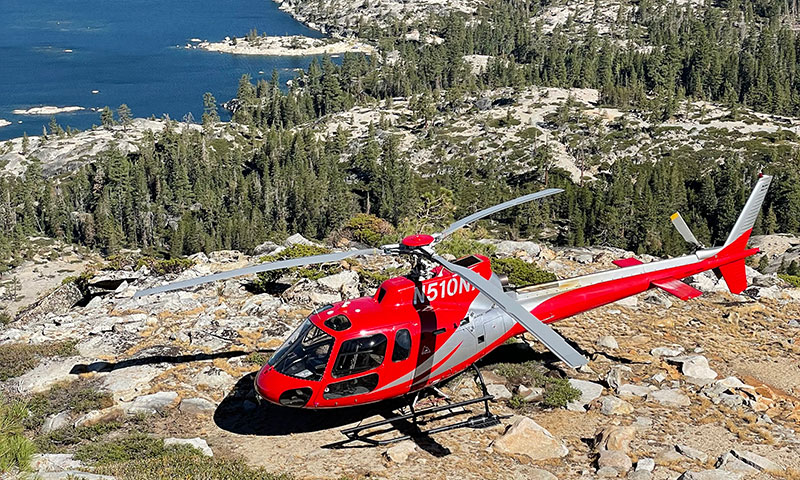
268;319;334;381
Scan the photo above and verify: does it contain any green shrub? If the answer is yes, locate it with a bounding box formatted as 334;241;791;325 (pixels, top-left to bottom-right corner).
135;257;195;276
494;361;580;408
36;422;122;452
0;396;35;473
251;244;335;291
0;311;11;326
0;341;77;381
338;214;395;247
24;380;113;430
491;257;556;286
82;435;289;480
356;267;406;289
779;273;800;288
244;352;270;366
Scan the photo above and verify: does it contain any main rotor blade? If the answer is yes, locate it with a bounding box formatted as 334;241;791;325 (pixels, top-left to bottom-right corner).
134;248;379;298
670;212;702;248
430;254;587;368
437;188;563;241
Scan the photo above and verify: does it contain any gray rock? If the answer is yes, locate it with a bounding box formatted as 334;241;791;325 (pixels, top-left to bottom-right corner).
487;383;513;400
600;396;634;415
714;393;744;408
15;282;84;324
241;294;281;316
651;345;685;357
598;449;632;475
628;471;652;480
647;389;690;407
38;472;116;480
383;440;417;463
636;458;655;472
42;411;70;434
194;367;235;391
207;250;244;263
317;269;360;297
179;397;216;415
253;241;283;256
643;291;673;309
31;453;83;473
669;355;717;381
15;356;82;394
618;384;652;398
517;385;544;402
596;335;619;349
716;452;758;475
678;471;743;480
124;391;179;415
100;364;164;401
677;444;709;463
285;233;316;247
729;450;784;473
164;437;213;457
88;271;140;290
493;240;541;258
491;416;569;461
566;379;604;411
614;296;639;308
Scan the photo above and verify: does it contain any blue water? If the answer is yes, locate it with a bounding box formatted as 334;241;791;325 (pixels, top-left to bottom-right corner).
0;0;323;140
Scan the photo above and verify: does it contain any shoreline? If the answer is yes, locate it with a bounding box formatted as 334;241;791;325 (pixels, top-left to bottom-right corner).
12;106;86;116
193;35;375;57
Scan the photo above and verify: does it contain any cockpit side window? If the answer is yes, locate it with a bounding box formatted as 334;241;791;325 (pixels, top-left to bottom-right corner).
391;329;411;362
332;334;387;378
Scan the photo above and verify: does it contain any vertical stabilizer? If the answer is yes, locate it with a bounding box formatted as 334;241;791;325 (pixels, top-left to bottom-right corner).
724;175;772;247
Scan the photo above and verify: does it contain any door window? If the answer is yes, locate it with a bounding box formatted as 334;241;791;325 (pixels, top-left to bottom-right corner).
392;329;412;362
332;334;387;378
323;373;380;399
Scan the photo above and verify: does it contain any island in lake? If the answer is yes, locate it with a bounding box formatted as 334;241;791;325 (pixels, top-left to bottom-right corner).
194;34;375;56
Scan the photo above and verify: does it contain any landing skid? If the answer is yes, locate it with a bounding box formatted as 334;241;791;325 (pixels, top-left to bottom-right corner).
333;365;511;447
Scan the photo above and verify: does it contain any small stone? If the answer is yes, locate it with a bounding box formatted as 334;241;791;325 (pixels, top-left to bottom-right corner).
285;233;315;246
600;396;634;415
566;379;604;410
596;335;619;349
647;389;690;407
517;385;544;402
596;426;637;454
164;437;213;456
677;444;709;463
651;373;667;383
606;365;632;391
669;355;717;381
597;449;632;474
179;397;216;415
636;458;655;472
384;440;417;463
644;291;673;309
38;472;116;480
74;407;122;428
42;411;70;434
487;384;513;400
628;471;652;480
31;453;82;473
716;452;758;475
491;416;569;461
651;345;685;357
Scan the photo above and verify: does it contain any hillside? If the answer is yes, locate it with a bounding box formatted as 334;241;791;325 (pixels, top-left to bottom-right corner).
2;235;800;479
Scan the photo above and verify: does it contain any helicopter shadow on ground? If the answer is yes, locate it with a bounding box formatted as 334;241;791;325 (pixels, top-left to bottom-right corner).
214;374;458;457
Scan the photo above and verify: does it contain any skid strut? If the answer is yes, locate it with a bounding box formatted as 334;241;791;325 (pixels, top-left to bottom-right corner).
340;365;510;445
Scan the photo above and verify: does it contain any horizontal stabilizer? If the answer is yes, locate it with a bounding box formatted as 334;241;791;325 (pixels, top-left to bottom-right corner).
613;258;644;268
651;278;702;301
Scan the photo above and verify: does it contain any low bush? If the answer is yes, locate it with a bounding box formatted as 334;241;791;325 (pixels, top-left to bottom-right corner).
494;361;580;408
36;422;122;452
436;234;497;258
135;257;195;276
491;257;556;286
778;273;800;288
337;214;395;247
25;380;113;430
82;435;289;480
0;396;35;473
0;340;77;381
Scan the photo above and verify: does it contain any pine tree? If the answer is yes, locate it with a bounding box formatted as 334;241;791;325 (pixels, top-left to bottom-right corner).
117;104;132;131
100;107;115;129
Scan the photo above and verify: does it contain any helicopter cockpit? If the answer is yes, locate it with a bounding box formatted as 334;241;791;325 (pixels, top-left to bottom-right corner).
267;318;335;382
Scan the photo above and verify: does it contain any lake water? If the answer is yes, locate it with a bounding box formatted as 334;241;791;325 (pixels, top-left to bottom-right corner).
0;0;323;140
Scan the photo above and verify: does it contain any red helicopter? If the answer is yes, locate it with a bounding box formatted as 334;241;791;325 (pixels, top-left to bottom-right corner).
137;175;772;443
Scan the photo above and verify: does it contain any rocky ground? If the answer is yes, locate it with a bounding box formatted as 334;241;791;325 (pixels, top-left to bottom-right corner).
1;234;799;479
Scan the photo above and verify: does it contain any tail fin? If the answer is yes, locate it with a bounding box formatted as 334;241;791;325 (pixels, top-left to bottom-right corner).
723;174;772;247
716;174;773;294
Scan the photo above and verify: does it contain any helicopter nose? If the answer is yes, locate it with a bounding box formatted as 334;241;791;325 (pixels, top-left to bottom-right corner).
254;366;314;408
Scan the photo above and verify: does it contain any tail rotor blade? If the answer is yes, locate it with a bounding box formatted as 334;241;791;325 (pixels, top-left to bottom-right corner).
670;212;702;248
436;188;563;242
429;254;587;368
134;248;380;298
